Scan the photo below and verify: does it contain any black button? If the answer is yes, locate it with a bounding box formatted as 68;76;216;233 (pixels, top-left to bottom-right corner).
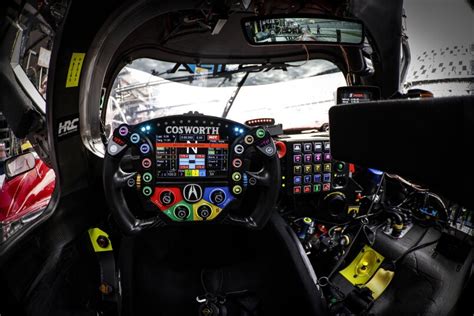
160;190;175;206
174;205;190;220
313;142;323;152
210;189;226;205
303;143;312;152
197;205;212;219
323;142;331;151
293;143;302;152
293;165;302;175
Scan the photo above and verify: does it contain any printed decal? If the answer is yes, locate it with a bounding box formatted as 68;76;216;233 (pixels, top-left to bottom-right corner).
57;115;79;139
65;52;85;88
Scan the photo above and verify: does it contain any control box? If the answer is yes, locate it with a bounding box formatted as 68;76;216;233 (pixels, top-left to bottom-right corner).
279;135;349;195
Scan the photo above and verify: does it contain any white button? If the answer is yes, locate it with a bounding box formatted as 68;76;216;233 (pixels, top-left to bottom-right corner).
109;144;118;154
265;146;274;155
244;135;254;145
234;144;244;154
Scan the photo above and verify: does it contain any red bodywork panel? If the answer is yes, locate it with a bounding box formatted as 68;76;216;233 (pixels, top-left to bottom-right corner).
0;158;55;223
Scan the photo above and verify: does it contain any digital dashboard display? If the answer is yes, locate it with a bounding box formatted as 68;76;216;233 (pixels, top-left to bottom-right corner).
339;91;374;104
336;86;381;105
155;134;229;178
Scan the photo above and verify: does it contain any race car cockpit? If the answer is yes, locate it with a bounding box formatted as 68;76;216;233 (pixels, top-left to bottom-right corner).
0;0;472;315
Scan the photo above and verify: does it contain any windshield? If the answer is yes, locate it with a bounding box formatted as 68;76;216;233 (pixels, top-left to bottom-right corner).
104;59;345;136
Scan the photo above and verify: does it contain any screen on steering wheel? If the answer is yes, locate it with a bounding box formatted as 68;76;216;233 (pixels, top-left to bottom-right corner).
155;125;230;179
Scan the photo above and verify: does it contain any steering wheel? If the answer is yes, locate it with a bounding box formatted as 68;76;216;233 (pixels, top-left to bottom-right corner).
103;114;280;234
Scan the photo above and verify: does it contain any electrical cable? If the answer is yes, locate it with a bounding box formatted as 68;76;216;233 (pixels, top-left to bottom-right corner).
393;238;440;268
363;221;386;246
385;173;428;191
366;173;385;216
286;44;310;67
389;227;440;270
423;191;449;220
327;223;364;279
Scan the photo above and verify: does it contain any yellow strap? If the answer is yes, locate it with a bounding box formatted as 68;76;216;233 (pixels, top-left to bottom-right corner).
88;228;113;252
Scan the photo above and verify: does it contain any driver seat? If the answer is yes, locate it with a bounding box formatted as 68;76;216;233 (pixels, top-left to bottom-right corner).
117;213;327;316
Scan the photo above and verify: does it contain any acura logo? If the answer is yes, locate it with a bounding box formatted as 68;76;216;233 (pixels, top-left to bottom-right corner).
183;184;203;202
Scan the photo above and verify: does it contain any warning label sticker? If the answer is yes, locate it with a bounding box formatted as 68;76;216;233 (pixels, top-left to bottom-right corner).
65;52;85;88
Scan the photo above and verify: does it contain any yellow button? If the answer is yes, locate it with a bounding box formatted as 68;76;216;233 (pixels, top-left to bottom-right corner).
192;200;222;221
314;164;322;173
232;172;242;181
233;185;243;194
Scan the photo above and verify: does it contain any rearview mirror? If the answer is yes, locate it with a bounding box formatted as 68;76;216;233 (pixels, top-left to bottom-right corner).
5;152;36;179
243;16;364;45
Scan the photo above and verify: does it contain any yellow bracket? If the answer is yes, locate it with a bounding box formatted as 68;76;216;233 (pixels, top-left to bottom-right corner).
347;205;360;215
339;245;384;286
88;228;113;253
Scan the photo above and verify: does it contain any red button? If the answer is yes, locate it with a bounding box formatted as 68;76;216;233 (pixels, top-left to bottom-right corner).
113;136;126;146
293;186;302;194
323;183;331;192
349;163;356;174
232;158;243;168
150;187;183;210
142;158;152;168
303;185;311;193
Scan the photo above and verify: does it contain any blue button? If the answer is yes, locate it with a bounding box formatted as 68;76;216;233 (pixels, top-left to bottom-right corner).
304;175;312;184
199;170;206;177
210;189;226;205
323;173;331;183
140;143;150;154
203;187;233;208
130;133;140;144
313;174;322;183
293;176;302;184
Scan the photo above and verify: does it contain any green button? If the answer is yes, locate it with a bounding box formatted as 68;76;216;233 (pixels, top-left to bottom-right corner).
335;162;345;172
232;185;243;195
143;172;152;183
142;186;153;196
256;128;266;138
232;172;242;181
313;184;322;193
